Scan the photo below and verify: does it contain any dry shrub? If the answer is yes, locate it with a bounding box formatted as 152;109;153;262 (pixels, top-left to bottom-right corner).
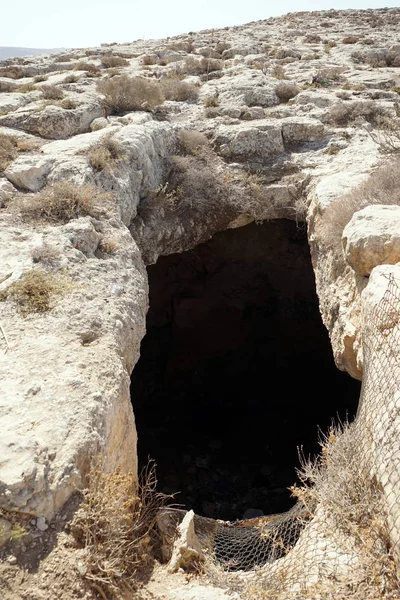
40;84;64;100
141;54;157;66
304;33;322;43
70;461;168;597
342;35;360;44
16;82;36;93
33;74;47;83
55;53;75;62
203;96;219;108
327;99;385;126
98;235;119;254
248;422;398;600
0;134;18;171
181;56;222;76
88;136;123;171
61;97;77;110
312;66;346;87
74;61;101;77
20;181;112;223
97;75;164;113
369;112;400;153
178;129;209;154
0;66;28;79
321;156;400;249
160;77;198;102
63;74;79;84
31;243;62;266
101;54;129;68
275;81;300;102
166;41;195;53
0;268;67;315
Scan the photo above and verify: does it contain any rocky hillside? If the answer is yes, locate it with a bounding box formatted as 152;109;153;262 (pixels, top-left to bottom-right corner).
1;7;400;598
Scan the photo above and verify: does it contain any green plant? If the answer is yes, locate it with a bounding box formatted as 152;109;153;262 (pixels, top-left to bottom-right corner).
0;268;68;315
97;75;164;113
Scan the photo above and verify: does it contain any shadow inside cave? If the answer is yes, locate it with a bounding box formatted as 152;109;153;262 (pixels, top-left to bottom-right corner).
130;220;361;521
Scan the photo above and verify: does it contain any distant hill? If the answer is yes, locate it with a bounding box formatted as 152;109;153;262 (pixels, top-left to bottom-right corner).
0;47;63;60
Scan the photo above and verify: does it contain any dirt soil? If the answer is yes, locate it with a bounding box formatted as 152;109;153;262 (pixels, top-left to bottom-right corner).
0;496;207;600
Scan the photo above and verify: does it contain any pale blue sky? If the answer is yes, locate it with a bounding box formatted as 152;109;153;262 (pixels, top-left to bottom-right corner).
3;0;400;49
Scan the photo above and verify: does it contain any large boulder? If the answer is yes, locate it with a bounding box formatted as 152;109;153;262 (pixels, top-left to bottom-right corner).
343;205;400;276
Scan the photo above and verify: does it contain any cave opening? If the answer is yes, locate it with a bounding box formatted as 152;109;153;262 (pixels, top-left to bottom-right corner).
130;220;361;521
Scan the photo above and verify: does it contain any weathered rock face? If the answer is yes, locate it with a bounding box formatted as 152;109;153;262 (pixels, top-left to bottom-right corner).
343;205;400;276
1;6;400;524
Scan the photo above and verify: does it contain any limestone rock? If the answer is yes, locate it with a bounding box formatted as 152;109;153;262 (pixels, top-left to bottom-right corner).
343;205;400;276
216;121;283;159
0;178;16;205
5;155;54;192
167;510;205;573
281;117;325;145
0;97;103;139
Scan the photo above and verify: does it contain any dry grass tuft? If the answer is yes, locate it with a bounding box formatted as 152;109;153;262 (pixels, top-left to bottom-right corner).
19;181;112;223
320;156;400;250
70;461;169;597
327;99;385;126
0;134;18;171
97;75;164;113
98;235;119;254
31;243;62;267
40;85;64;100
88;136;124;172
0;269;68;315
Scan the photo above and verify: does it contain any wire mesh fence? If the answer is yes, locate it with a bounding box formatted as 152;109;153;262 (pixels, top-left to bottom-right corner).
158;273;400;599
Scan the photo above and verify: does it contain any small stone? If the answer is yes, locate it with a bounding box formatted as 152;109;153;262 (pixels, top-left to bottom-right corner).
7;555;17;565
36;517;48;531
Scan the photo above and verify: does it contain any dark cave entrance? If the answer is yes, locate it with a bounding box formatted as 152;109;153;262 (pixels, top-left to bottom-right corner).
130;220;361;521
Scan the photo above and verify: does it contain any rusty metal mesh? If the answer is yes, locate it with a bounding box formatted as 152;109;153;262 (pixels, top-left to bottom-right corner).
158;273;400;598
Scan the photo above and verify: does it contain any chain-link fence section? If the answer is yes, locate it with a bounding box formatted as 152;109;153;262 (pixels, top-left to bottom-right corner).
157;273;400;599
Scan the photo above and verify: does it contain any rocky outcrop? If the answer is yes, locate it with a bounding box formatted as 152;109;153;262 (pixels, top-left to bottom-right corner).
343;205;400;276
1;6;400;527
